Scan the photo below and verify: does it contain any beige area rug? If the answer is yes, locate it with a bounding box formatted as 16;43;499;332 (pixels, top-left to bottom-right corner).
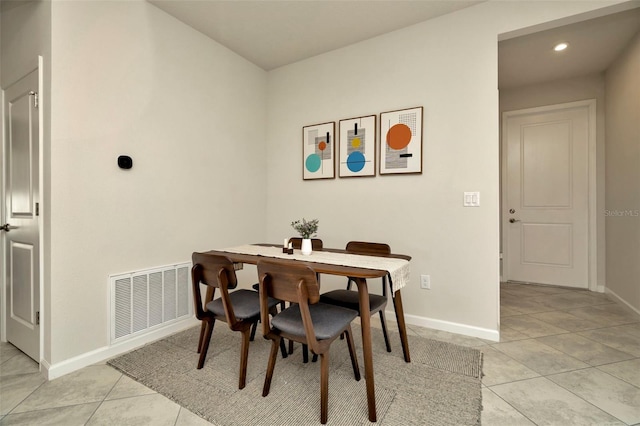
108;324;483;425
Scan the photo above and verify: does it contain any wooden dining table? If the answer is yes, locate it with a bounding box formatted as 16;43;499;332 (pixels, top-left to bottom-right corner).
206;243;411;422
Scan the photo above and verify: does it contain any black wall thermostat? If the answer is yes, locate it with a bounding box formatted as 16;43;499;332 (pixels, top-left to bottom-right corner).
118;155;133;169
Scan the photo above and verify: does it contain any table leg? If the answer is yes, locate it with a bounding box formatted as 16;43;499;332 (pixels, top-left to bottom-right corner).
392;290;411;363
355;277;376;422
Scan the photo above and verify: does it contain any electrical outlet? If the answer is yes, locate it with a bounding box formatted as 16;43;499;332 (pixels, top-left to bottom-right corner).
420;274;431;289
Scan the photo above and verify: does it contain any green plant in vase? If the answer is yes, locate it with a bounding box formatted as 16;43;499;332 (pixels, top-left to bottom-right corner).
291;218;319;255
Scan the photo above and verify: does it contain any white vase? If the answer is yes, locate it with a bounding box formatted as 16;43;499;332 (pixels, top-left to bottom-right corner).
300;238;312;255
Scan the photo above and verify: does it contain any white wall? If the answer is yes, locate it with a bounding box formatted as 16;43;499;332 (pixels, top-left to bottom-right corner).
605;30;640;312
265;1;630;338
48;0;268;364
500;74;607;291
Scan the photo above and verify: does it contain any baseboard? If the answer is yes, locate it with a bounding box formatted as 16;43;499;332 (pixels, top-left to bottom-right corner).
389;310;500;342
42;317;199;380
42;310;500;380
605;288;640;317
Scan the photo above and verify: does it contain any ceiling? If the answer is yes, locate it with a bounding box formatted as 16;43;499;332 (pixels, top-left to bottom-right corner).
149;1;640;88
499;6;640;89
148;0;483;70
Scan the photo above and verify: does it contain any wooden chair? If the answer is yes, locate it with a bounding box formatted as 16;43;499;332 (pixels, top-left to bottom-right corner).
253;237;324;362
257;260;361;424
320;241;393;353
191;252;286;389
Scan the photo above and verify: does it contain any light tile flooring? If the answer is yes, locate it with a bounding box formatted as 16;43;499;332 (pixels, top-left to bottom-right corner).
1;282;639;425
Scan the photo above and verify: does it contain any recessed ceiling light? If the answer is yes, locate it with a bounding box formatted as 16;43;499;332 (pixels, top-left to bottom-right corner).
554;42;568;52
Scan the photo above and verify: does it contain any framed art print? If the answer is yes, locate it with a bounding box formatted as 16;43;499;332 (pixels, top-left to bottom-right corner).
339;115;376;178
379;106;423;175
303;121;335;180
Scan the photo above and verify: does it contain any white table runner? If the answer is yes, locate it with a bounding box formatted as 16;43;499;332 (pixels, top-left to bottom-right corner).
219;244;410;293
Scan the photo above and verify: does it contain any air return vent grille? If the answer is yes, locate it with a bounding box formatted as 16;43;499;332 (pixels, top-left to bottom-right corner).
110;262;192;343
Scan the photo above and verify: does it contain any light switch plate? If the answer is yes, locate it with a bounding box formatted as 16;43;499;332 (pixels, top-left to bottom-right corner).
464;192;480;207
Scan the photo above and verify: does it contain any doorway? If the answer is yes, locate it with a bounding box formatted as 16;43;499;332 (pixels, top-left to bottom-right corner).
501;100;596;290
497;6;640;296
2;67;41;362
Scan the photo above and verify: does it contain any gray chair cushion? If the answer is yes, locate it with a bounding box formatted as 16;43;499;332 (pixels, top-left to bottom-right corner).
319;290;387;315
271;303;358;340
206;289;280;320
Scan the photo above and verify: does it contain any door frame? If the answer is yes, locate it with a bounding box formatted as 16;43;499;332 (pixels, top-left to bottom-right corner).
0;56;45;368
501;99;598;291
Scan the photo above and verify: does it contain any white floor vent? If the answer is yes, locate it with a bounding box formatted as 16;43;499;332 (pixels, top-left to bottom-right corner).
110;262;192;343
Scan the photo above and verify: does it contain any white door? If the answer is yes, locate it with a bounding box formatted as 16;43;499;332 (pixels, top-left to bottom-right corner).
2;69;40;361
503;101;593;289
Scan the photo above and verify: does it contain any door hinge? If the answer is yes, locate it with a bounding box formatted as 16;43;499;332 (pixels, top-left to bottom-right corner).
36;202;39;216
29;91;38;108
36;311;40;325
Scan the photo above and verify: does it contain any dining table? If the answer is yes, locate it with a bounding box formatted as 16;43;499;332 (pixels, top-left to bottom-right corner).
206;243;411;422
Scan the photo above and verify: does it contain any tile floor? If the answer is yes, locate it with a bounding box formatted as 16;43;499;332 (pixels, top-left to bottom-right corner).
1;282;639;425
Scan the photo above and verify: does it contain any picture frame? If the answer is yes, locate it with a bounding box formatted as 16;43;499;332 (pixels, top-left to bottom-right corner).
338;115;376;178
379;106;423;175
303;121;335;180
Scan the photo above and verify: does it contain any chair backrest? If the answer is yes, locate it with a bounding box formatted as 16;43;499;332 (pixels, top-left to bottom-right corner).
345;241;391;256
191;252;239;323
257;259;321;347
192;252;239;289
345;242;392;294
289;237;323;250
257;259;320;304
